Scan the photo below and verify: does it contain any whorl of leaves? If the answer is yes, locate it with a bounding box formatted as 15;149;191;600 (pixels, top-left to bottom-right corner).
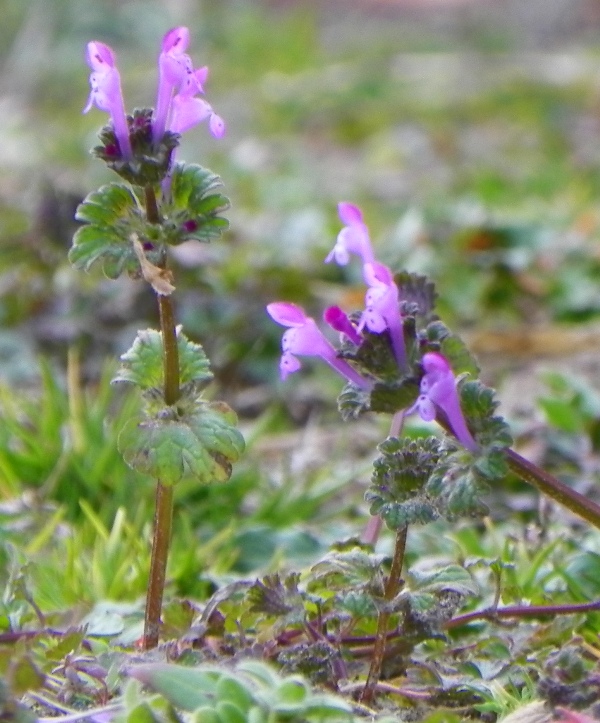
113;329;244;486
113;327;213;397
70;163;229;281
92;108;179;186
366;436;443;530
160;162;230;245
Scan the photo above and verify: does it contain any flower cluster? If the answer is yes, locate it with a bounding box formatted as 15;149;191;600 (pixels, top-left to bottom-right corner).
84;26;224;165
267;203;478;452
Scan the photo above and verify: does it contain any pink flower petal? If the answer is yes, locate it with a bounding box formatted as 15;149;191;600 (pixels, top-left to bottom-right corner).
266;302;309;327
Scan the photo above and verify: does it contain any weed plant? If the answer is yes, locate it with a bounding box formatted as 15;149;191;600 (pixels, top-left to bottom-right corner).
2;7;600;723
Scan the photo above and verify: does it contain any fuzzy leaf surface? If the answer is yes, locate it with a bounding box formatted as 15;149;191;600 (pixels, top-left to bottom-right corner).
113;328;213;394
118;400;244;485
408;564;479;597
161;163;230;245
70;184;163;279
366;436;443;529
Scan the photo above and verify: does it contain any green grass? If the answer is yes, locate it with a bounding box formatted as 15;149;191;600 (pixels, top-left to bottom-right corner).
2;2;600;720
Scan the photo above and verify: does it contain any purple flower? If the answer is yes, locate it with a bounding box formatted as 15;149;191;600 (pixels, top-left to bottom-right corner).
153;27;224;143
326;203;407;371
409;352;478;452
83;41;132;159
266;302;370;389
323;306;362;345
361;262;407;370
325;202;375;266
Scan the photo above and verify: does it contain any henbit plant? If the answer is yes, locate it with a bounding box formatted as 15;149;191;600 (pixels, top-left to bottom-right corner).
266;201;600;703
70;27;244;650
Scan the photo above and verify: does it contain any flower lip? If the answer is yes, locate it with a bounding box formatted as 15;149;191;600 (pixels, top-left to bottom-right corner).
83;40;132;159
325;201;374;267
153;26;225;145
266;301;310;327
267;302;371;389
86;41;115;72
409;352;478;452
337;202;364;227
161;26;190;55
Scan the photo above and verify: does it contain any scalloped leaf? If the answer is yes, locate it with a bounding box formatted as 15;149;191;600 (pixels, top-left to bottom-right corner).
342;328;402;382
459;380;513;450
423;321;480;378
337;383;371;421
309;548;386;591
426;457;490;520
70;184;162;279
162;163;230;245
337;590;378;617
408;564;479;597
366;436;443;530
373;499;439;529
118;400;245;485
247;574;305;628
369;377;420;415
113;328;213;394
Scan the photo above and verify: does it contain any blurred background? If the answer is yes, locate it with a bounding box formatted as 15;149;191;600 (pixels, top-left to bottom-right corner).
2;0;600;389
2;0;600;551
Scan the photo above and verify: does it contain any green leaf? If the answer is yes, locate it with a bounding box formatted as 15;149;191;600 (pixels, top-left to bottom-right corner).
459;380;513;450
302;695;353;719
70;184;162;279
423;321;480;378
309;548;386;592
128;664;219;711
366;436;443;530
247;573;303;618
337;590;377;617
215;676;253;712
369;378;420;415
118;399;245;485
215;702;247;723
192;708;220;723
337;383;371;421
409;564;479;597
342;327;402;382
8;656;45;696
113;328;213;394
427;458;490;520
162;163;230;245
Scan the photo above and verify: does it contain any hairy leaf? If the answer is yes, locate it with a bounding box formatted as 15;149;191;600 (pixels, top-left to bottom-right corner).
118;400;244;485
113;328;213;394
247;573;303;618
70;184;159;279
161;163;230;245
408;564;479;597
366;436;443;529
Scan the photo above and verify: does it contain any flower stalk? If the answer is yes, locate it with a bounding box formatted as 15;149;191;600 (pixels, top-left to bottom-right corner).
76;28;243;651
506;447;600;530
360;526;408;704
143;481;174;649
